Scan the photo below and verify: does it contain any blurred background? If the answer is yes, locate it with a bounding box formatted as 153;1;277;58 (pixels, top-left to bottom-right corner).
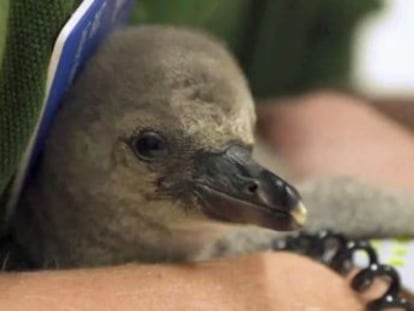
127;0;414;101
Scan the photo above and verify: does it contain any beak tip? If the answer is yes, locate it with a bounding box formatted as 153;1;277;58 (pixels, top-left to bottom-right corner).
291;202;307;227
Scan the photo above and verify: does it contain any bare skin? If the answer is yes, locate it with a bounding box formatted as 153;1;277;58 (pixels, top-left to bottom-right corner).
1;253;386;311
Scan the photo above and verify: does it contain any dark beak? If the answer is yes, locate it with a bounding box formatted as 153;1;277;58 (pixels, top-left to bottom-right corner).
193;144;307;231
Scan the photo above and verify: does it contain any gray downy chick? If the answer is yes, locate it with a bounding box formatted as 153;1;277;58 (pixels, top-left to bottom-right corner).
11;26;306;268
11;26;414;269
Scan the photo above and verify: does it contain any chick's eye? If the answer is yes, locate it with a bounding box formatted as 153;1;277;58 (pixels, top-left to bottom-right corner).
132;131;168;160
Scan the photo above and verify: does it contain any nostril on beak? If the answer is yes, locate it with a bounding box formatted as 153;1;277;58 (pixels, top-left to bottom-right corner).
246;180;259;194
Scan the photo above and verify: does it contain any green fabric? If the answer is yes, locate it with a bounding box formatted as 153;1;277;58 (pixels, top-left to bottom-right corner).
247;0;381;97
0;0;9;67
0;1;80;206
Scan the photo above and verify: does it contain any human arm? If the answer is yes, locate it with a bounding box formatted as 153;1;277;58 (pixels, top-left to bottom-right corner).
1;252;374;311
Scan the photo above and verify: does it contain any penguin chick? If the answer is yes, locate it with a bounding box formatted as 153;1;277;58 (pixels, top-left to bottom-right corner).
11;26;306;268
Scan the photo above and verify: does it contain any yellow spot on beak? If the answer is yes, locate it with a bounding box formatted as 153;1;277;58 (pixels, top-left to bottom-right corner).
291;202;307;226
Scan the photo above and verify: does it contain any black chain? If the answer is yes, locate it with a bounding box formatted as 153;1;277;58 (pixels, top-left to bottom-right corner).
275;230;414;311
